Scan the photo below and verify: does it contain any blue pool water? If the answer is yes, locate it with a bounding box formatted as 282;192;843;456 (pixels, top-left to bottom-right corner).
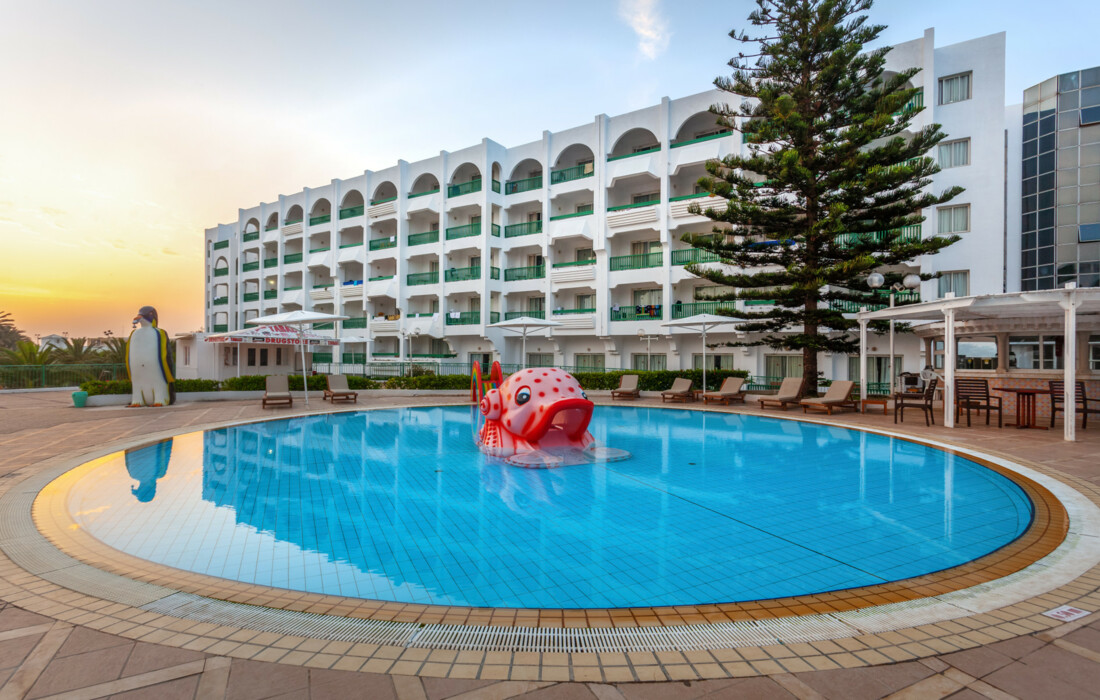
65;406;1033;609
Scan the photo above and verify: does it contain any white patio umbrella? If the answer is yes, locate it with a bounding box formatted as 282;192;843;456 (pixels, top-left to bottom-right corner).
486;316;562;369
662;313;741;394
246;310;348;405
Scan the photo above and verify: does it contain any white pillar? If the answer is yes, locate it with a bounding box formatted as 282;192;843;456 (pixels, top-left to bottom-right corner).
944;309;956;428
1061;287;1078;442
858;312;869;403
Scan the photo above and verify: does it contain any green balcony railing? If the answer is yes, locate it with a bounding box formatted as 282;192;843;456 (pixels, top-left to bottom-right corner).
314;322;334;330
408;188;439;198
213;324;229;333
445;223;480;240
406;271;439;286
504;220;542;237
490;311;500;323
447;180;482;197
369;237;396;250
410;353;458;359
609;252;663;271
608;199;659;212
309;246;330;253
670;131;733;148
491;223;501;237
408;231;439;246
505;175;542;194
212;297;229;306
832;291;920;313
312;282;334;289
610;306;663;321
242;261;260;272
669;192;712;202
342;353;369;363
744;299;774;306
309;214;331;225
895;88;924;115
264;290;277;299
503;264;545;281
505;310;545;320
446;311;481;325
312;353;333;364
671;301;736;319
369;196;397;206
371;352;398;357
491;179;501;193
490;266;501;280
836;224;921;249
284;218;302;226
242;231;260;242
338;205;364;219
242;292;260;303
551;258;596;268
548;210;593;221
264;223;278;231
264;258;278;268
283;252;303;264
213;240;229;250
550;164;594;184
283;285;302;291
343;317;368;329
339;241;363;248
213;268;229;277
368;274;394;281
671;248;720;265
607;146;660;161
552;307;596;315
445;266;482;282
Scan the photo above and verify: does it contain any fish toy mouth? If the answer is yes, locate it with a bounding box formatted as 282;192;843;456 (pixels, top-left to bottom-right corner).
522;397;593;443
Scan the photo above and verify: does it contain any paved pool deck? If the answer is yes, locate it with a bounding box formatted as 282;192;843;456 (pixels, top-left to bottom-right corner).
0;390;1098;700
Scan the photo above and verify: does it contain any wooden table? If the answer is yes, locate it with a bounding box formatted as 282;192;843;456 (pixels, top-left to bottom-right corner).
861;397;889;414
996;387;1050;430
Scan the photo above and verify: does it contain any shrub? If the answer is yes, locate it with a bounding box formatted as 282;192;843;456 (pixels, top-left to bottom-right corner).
80;379;131;396
222;374;378;392
220;375;267;391
384;374;470;390
564;369;749;392
174;379;220;393
346;376;379;390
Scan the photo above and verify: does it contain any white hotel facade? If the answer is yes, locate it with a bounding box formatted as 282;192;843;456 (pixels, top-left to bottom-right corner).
194;29;1009;384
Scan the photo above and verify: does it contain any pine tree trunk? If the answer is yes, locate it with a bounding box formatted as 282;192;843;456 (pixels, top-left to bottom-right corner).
803;298;818;397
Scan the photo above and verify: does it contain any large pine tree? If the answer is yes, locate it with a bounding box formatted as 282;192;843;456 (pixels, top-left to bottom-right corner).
686;0;963;394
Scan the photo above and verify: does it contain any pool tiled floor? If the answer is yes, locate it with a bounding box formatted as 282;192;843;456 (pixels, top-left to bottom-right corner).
1;390;1099;698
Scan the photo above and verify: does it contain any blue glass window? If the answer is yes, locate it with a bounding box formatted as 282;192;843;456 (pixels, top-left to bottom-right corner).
1081;223;1100;242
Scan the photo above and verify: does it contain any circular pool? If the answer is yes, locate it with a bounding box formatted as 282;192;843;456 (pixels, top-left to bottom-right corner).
58;406;1034;609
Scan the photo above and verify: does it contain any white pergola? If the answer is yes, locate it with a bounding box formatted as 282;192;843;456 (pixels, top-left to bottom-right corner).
857;286;1100;441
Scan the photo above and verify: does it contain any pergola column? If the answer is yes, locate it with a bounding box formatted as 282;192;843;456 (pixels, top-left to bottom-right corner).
943;308;956;428
1060;286;1079;442
859;311;869;403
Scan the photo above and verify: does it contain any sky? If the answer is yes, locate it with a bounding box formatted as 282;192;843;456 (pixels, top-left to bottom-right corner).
1;0;1097;341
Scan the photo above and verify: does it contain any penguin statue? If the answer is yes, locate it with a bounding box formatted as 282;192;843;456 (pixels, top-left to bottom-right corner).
126;306;175;407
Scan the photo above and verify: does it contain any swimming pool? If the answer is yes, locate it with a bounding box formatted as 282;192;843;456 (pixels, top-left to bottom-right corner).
62;406;1033;609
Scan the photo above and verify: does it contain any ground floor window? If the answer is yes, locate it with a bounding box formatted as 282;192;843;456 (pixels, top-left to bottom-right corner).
574;354;605;371
1091;335;1100;371
276;348;284;365
247;348;256;366
765;355;802;379
1010;335;1064;370
847;355;904;390
692;354;737;370
956;336;998;370
632;353;667;371
259;348;269;366
469;353;492;368
527;353;554;367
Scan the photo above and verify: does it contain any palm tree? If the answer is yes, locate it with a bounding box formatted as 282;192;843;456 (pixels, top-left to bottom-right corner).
98;337;128;366
54;337;98;364
0;312;29;350
0;340;55;365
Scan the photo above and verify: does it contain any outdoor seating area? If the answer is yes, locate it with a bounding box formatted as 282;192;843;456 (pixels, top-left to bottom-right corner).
610;374;640;400
661;377;695;402
323;374;358;403
800;380;857;415
757;377;804;411
702;376;747;405
260;375;293;408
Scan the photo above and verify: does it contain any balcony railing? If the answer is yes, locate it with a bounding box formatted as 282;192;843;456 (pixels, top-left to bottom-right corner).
608;198;659;212
408;188;439;198
550;164;594;184
552;307;596;315
264;258;278;268
264;223;278;231
309;246;330;253
411;353;457;359
343;317;368;329
314;322;334;330
312;353;333;363
406;271;439;286
283;253;303;264
491;223;501;237
312;282;334;289
445;223;480;240
669;192;712;202
503;264;545;281
446;311;480;325
490;266;500;280
505;175;542;194
505;310;545;320
242;231;260;242
610;306;663;321
896;89;924;115
607;146;660;161
212;297;228;306
548;210;593;221
283;285;302;291
339;241;363;248
241;261;260;272
552;258;596;268
671;301;736;319
832;291;920;313
369;237;396;251
369;196;397;206
213;324;228;333
368;274;394;281
671;248;720;265
670;131;733;148
264;290;277;299
445;266;482;282
609;252;663;271
213;268;229;277
408;231;439;246
342;352;368;363
309;214;331;226
213;240;229;250
504;221;542;237
491;179;501;193
836;224;921;249
447;180;482;197
338;205;364;219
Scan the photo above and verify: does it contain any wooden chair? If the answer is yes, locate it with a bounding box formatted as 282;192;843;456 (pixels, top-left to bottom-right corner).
955;377;1002;427
801;380;857;415
262;375;293;409
703;376;747;405
610;374;641;401
895;378;937;426
757;377;804;411
1049;380;1100;429
661;377;694;403
323;374;358;403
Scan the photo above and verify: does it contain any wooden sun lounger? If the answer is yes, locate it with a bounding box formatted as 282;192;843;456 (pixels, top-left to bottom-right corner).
611;374;641;401
661;377;695;403
262;375;293;408
757;377;804;411
702;376;746;405
323;374;358;403
801;380;858;415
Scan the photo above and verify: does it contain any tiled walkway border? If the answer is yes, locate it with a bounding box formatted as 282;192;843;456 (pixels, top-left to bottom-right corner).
1;402;1099;682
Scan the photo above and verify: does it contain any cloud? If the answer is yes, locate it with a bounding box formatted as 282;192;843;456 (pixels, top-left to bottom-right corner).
161;247;180;256
618;0;670;60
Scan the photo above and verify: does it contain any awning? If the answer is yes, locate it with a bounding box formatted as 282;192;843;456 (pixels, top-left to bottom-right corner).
204;325;339;346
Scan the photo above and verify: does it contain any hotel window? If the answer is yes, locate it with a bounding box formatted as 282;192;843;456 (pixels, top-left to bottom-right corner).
955;337;998;370
276;348;283;364
259;348;269;366
632;191;659;205
247;348;256;366
847;355;905;387
938;204;970;234
939;73;972;105
693;354;735;370
576;293;595;309
1089;335;1100;370
938;139;970;168
575;248;595;262
1009;335;1064;370
938;271;969;298
765;355;803;379
527;353;554;368
574;353;605;371
633;353;667;371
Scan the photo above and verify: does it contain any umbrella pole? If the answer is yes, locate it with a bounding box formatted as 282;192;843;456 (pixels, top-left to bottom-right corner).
521;330;527;370
702;325;707;395
237;344;241;377
300;328;308;407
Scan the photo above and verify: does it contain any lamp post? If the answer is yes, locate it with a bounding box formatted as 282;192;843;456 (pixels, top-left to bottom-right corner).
866;272;921;394
399;327;419;373
637;329;658;371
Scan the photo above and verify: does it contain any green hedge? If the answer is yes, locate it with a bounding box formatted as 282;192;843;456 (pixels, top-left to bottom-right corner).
80;378;221;396
571;369;748;392
221;374;379;391
383;374;469;390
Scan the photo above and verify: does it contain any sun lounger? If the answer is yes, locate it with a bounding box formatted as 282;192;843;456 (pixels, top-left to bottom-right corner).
661;377;694;403
323;374;358;403
262;375;293;408
610;374;641;400
702;376;746;405
757;377;803;410
800;380;857;415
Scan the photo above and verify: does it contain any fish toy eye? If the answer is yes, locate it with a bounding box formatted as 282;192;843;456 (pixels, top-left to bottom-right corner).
581;390;588;400
516;387;532;405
